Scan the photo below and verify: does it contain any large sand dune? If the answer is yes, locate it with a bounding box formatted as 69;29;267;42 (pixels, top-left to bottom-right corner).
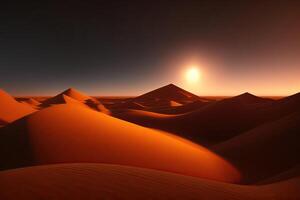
0;89;36;124
213;112;300;183
0;163;298;200
0;103;240;182
133;84;205;106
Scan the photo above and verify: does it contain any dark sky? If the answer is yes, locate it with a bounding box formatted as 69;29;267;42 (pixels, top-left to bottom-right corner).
1;1;300;96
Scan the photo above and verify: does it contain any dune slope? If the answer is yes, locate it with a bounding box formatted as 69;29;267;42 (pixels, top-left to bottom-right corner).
213;112;300;183
0;104;240;182
24;98;40;106
114;92;300;144
0;163;299;200
0;89;36;124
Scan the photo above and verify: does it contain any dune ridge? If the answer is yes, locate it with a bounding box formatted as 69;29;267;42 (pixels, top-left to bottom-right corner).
0;89;36;124
23;98;40;106
40;88;110;113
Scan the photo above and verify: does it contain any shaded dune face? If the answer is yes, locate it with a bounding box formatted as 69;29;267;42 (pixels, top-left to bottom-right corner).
113;92;300;145
146;100;209;114
258;165;300;184
213;112;300;183
0;163;299;200
22;98;41;109
0;104;240;183
103;99;146;110
0;90;36;123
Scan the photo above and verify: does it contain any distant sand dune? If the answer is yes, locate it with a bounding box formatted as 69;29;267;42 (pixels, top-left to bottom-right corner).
114;92;300;144
0;89;36;124
23;98;40;107
147;100;209;114
133;84;205;107
40;88;110;113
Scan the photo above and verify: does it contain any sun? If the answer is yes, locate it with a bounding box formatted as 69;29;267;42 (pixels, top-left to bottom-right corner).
185;67;200;83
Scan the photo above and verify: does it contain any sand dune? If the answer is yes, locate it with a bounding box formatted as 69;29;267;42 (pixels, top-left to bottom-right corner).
41;88;95;105
146;100;209;114
40;88;110;113
40;94;87;108
107;84;205;111
265;92;300;117
104;100;146;110
24;98;40;106
0;104;240;182
110;99;209;116
0;163;299;200
114;92;300;144
21;98;41;109
228;92;273;104
0;89;36;124
133;84;204;107
213;112;300;183
1;87;299;198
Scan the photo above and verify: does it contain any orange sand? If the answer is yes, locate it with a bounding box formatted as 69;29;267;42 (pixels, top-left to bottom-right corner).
1;103;240;182
0;163;298;200
0;89;36;123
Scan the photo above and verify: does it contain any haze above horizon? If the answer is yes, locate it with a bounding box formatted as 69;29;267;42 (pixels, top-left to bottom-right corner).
1;1;300;96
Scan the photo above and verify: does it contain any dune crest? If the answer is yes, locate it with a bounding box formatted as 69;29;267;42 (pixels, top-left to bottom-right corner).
41;88;93;105
0;89;36;123
229;92;273;104
24;98;40;106
41;88;110;113
133;84;204;106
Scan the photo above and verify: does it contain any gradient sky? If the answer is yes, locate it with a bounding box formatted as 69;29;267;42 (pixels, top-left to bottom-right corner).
1;1;300;96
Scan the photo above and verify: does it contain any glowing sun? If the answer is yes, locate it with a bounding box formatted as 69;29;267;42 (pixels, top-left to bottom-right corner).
185;67;200;83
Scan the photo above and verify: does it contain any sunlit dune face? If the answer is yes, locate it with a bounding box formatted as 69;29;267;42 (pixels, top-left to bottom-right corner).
24;104;240;183
185;67;200;83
